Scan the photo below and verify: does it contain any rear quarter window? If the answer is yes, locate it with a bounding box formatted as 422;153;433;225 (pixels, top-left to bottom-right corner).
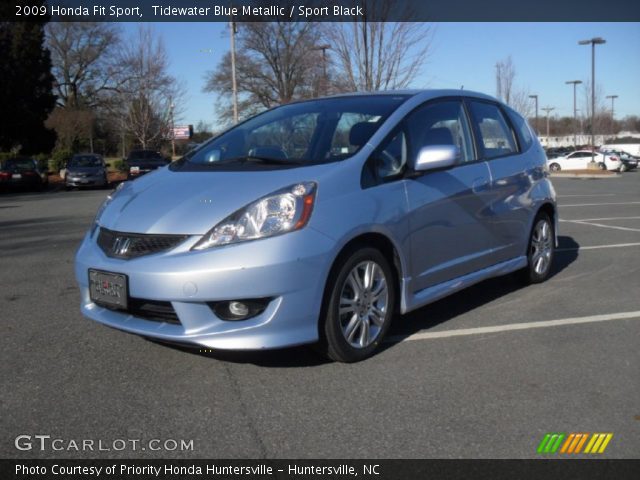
505;106;534;151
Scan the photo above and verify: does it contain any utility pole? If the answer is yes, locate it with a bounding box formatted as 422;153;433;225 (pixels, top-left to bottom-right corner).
579;37;606;164
229;19;239;124
565;80;582;148
606;94;618;135
529;94;538;136
542;106;555;140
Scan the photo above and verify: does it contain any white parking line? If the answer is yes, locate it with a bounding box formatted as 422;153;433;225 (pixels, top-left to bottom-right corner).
559;219;640;233
556;242;640;252
561;202;640;207
387;311;640;343
562;216;640;222
558;194;616;197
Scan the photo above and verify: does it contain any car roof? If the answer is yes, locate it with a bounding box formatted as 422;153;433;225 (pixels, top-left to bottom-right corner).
324;89;497;102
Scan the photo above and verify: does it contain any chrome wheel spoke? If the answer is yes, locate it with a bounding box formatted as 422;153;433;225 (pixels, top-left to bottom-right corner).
531;219;552;275
344;314;360;343
359;317;370;347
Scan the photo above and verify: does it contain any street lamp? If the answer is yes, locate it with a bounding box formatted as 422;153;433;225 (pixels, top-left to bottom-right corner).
578;37;606;164
312;44;331;96
529;94;538;136
565;80;582;148
169;100;175;160
606;94;618;135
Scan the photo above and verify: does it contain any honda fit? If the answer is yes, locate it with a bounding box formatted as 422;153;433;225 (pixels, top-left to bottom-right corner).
75;90;557;362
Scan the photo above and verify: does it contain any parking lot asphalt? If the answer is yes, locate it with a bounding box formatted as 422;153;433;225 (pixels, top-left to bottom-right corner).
1;173;639;459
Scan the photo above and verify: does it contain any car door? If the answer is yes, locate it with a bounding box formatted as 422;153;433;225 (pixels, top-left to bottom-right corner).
565;152;588;169
401;99;494;293
465;100;534;263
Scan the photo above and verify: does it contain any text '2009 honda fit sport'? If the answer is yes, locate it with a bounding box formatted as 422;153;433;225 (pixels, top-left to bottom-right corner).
75;90;557;362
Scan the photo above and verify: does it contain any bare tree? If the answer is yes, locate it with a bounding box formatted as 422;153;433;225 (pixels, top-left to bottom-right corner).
581;80;607;135
324;1;432;92
46;22;124;109
116;27;184;150
494;55;532;118
204;21;324;123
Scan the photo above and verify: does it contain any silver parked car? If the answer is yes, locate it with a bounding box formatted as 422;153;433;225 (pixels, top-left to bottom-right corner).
65;154;108;189
75;90;557;362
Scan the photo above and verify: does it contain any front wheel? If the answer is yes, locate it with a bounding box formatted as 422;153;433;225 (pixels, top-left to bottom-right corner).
318;248;396;362
549;163;561;172
519;212;555;284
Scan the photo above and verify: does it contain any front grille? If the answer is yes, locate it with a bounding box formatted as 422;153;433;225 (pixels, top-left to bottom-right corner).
97;297;181;325
97;227;188;259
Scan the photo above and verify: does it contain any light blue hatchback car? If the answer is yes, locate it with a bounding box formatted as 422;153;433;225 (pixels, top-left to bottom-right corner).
75;90;557;362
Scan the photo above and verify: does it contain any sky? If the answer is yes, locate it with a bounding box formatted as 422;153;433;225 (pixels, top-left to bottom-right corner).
120;22;640;130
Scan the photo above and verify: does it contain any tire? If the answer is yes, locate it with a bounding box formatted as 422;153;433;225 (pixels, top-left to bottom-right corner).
549;163;561;172
519;212;555;285
318;247;396;362
598;162;606;171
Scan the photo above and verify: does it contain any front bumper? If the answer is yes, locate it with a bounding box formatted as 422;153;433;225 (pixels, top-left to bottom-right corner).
66;175;107;187
75;226;336;350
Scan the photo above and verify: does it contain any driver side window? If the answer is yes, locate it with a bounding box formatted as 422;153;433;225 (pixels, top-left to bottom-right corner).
406;100;475;164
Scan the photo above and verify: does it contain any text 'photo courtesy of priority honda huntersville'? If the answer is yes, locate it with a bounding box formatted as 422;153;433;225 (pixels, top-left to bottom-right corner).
75;90;557;362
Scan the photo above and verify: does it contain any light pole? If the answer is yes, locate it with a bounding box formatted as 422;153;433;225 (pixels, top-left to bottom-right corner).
229;19;238;124
542;106;555;141
579;37;606;164
169;99;175;160
529;94;538;136
312;44;331;96
606;94;618;135
565;80;582;148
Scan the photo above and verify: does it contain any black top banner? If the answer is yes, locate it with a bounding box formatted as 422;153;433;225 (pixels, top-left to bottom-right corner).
6;0;640;22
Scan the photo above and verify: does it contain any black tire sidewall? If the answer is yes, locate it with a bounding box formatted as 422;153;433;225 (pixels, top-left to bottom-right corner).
321;247;396;362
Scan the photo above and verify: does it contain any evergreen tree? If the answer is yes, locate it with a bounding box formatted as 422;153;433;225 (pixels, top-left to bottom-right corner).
0;3;56;154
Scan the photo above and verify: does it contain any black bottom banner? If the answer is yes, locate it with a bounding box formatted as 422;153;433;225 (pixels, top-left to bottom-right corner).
3;459;640;480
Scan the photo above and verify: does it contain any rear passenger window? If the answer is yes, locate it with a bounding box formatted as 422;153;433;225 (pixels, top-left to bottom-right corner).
467;101;517;159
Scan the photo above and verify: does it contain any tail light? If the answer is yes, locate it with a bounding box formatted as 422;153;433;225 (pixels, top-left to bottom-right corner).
0;171;10;180
609;156;618;161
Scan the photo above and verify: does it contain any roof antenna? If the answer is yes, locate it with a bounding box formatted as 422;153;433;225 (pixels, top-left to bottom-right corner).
460;85;464;90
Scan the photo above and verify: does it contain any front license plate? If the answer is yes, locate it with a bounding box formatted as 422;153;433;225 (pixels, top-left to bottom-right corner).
89;269;128;309
80;179;90;184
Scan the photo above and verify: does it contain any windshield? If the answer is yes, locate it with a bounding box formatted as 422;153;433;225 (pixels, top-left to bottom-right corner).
4;159;36;170
183;95;409;168
69;156;102;168
128;151;164;162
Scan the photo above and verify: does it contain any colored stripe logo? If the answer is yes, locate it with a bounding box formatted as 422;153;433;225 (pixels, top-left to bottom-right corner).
537;433;613;454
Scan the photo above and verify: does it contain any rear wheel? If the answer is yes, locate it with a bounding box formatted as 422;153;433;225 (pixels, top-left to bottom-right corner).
598;162;606;170
318;247;396;362
519;212;554;284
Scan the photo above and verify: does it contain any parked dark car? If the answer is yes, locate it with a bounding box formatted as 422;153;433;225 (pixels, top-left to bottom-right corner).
65;154;108;190
126;150;169;180
0;158;48;191
609;151;638;171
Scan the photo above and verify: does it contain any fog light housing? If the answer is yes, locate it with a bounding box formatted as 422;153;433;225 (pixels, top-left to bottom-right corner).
210;298;271;321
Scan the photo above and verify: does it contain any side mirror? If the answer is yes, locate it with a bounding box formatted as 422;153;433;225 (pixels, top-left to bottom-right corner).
414;145;460;172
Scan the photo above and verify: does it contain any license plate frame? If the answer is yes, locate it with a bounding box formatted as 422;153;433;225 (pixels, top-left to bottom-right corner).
89;269;128;309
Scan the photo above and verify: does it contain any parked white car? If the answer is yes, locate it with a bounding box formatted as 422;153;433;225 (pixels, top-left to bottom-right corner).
547;150;621;172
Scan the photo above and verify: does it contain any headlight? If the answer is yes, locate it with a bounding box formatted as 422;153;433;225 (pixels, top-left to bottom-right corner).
92;181;126;232
192;182;317;250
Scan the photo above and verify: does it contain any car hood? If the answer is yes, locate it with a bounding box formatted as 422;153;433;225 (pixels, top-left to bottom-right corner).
98;165;328;235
